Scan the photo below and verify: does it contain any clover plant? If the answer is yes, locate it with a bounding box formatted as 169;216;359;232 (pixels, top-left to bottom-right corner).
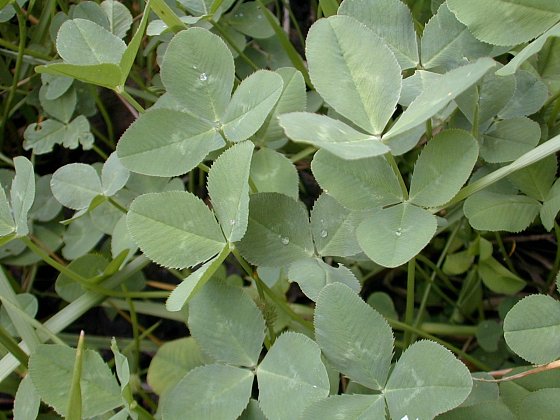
1;0;560;418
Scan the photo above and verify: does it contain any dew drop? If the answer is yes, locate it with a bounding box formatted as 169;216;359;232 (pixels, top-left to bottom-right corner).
281;237;290;245
395;228;402;237
320;230;328;238
229;219;236;225
199;72;208;81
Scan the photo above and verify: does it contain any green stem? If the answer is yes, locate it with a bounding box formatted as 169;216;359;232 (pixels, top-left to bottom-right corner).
92;145;108;160
386;154;409;200
420;322;477;336
546;222;560;289
495;232;516;274
21;237;167;299
472;86;480;139
0;39;51;60
403;258;416;348
290;146;316;163
117;88;145;114
282;0;305;48
94;92;115;144
231;249;313;333
548;95;560;130
425;118;433;141
389;319;491;371
0;325;28;368
123;285;141;374
108;196;129;214
210;20;260;71
0;5;27;146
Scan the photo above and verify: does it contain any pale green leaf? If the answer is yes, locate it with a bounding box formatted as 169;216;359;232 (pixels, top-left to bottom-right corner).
339;0;419;69
257;332;329;419
0;185;14;236
499;70;549;119
306;15;402;135
421;3;492;70
55;254;108;302
28;344;122;418
35;63;122;90
116;108;223;177
147;337;208;396
508;155;557;201
50;163;101;210
385;340;472;420
540;178;560;230
101;152;129;197
62;216;104;260
237;193;314;267
476;320;503;353
311;150;403;210
0;267;40;351
161;364;253;419
498;22;560;76
460;372;500;407
519;388;560;420
250;148;299;199
384;123;425;156
315;283;393;390
11;157;35;236
29;174;61;223
288;258;360;301
22;116;93;155
240;399;266;420
438;401;516;420
119;0;150;83
161;28;234;121
384;58;496;139
14;375;41;420
455;71;516;125
111;215;137;259
279;112;389;159
447;0;560;46
100;0;132;38
189;280;265;367
503;294;560;364
409;129;479;207
166;248;228;312
478;257;526;295
464;191;540;232
126;191;226;269
255;68;306;146
41;73;73;100
367;292;398;321
39;84;76;124
303;394;385;419
228;2;274;39
222;70;283;143
481;117;541;163
72;2;110;29
310;193;363;257
67;332;85;419
357;203;437;268
56;19;126;65
207;142;254;242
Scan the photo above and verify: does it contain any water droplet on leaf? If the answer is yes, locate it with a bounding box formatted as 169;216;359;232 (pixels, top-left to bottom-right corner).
199;73;208;81
320;230;328;238
281;237;290;245
395;228;402;237
229;219;236;225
